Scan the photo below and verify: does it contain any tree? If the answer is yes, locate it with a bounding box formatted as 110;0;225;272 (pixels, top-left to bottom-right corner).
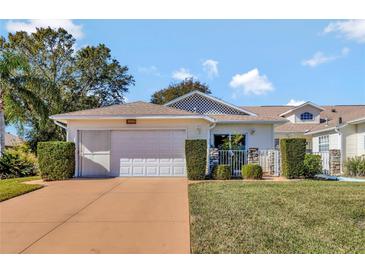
0;52;44;155
0;89;4;156
0;27;134;150
150;78;211;104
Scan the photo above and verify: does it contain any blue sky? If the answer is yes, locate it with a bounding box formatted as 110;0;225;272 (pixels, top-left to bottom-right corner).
1;20;365;135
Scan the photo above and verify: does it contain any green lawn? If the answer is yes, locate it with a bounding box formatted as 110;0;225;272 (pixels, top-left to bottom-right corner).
0;176;43;202
189;180;365;254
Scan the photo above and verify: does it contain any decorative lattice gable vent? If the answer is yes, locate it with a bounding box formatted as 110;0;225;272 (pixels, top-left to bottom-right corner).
168;93;247;115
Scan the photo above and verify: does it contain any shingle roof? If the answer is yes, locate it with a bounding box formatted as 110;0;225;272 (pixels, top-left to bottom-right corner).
5;133;23;147
242;105;365;133
209;114;286;123
52;101;197;117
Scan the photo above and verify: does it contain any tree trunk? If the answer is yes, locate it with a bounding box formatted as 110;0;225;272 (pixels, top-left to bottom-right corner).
0;89;5;156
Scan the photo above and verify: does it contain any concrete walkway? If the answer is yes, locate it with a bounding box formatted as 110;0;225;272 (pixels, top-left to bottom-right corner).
0;178;190;254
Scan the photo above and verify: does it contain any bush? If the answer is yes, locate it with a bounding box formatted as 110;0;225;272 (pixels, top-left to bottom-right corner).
37;141;75;181
242;164;263;180
280;138;306;179
0;144;38;179
303;154;322;178
185;139;207;180
212;164;231;180
344;156;365;177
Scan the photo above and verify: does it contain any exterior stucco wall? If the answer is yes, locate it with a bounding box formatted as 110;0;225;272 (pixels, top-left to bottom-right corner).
66;118;211;143
311;129;341;153
210;124;274;150
284;105;321;124
341;124;357;159
356;122;365;156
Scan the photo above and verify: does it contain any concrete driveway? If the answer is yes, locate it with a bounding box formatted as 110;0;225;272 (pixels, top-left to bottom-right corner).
0;177;190;254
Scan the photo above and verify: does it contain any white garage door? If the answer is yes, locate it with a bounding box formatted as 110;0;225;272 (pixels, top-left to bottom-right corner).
79;130;111;177
110;130;186;177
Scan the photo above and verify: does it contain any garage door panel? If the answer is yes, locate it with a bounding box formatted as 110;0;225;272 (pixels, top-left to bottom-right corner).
146;166;158;176
110;130;187;177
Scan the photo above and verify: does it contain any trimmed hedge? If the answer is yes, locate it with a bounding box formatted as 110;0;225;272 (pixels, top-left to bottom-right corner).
37;141;75;181
242;164;263;180
303;154;322;178
280;138;306;179
185;139;207;180
212;164;231;180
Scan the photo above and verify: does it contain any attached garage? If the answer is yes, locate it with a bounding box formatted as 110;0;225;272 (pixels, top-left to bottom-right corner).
78;129;188;177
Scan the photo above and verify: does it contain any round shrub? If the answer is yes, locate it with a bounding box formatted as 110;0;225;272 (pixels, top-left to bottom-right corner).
37;141;75;181
303;154;322;178
212;164;231;180
242;164;263;180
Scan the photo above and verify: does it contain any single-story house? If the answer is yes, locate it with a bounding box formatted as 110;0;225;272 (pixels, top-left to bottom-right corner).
51;91;286;177
5;132;23;148
51;92;365;177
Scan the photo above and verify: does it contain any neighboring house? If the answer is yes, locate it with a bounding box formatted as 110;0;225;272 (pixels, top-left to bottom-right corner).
244;102;365;163
5;132;24;148
51;91;285;177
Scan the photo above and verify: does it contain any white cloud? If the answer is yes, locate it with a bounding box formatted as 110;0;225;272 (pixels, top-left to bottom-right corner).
302;47;350;67
172;68;195;81
323;20;365;43
6;19;84;39
229;68;274;96
287;99;306;106
202;59;219;78
138;65;161;76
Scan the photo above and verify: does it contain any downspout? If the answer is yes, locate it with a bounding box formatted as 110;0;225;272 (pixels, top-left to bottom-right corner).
207;122;216;174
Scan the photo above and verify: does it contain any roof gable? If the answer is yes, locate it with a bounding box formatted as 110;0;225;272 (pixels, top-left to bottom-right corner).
279;101;325;117
165;91;256;116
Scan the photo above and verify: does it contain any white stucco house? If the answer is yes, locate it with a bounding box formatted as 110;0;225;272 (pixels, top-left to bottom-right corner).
51;91;365;177
51;91;285;177
243;102;365;173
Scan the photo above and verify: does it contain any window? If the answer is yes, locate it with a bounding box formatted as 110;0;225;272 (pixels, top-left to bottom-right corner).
300;112;314;121
214;134;246;150
319;135;329;152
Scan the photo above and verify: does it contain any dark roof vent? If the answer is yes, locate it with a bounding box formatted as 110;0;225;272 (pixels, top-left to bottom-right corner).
331;108;337;113
338;117;343;124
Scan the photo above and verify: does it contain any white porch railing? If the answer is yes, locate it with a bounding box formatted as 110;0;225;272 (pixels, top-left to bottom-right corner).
258;150;281;177
312;151;330;175
218;150;247;177
216;149;280;177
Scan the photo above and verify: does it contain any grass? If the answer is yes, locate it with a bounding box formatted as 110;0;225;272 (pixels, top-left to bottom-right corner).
189;180;365;254
0;176;43;202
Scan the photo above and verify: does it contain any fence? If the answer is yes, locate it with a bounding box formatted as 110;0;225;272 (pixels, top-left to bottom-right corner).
216;149;280;177
218;150;247;177
312;151;330;175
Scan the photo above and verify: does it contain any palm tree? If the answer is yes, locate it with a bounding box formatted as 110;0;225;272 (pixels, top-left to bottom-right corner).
0;88;4;155
0;51;47;154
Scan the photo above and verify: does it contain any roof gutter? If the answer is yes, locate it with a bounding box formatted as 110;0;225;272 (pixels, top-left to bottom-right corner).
304;124;347;135
50;114;215;123
54;120;67;130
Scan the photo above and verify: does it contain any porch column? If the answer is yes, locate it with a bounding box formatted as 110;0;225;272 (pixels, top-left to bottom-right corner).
329;149;341;176
247;147;259;165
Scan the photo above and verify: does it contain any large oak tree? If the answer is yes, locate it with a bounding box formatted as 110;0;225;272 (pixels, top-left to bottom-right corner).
0;27;134;150
150;78;211;105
